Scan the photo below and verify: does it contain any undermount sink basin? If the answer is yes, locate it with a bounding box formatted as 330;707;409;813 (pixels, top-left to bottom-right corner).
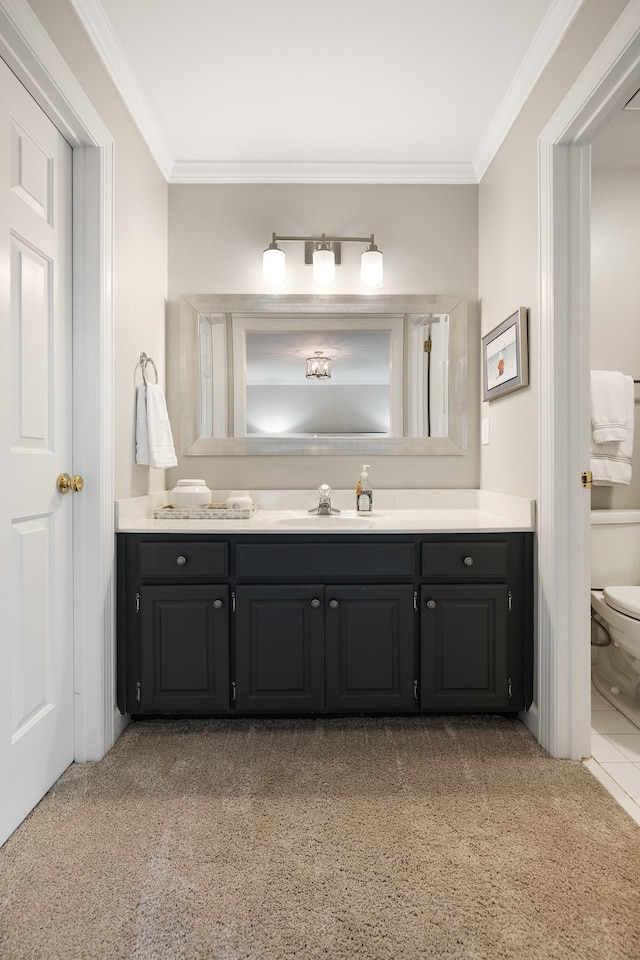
270;513;377;529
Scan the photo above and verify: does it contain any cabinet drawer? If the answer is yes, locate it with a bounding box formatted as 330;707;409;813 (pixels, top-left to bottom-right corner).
138;541;228;579
421;541;508;580
237;542;414;580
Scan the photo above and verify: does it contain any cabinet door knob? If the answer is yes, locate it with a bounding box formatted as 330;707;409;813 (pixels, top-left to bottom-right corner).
329;599;339;609
213;599;223;609
176;555;187;566
426;599;436;609
310;598;321;608
463;556;474;567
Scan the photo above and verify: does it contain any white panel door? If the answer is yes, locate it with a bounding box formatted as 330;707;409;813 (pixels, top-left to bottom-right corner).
0;58;74;844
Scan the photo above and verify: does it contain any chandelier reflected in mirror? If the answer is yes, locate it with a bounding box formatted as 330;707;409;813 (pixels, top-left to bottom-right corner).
305;351;332;380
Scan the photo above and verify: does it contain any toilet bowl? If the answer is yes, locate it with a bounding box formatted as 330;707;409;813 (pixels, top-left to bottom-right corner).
591;510;640;724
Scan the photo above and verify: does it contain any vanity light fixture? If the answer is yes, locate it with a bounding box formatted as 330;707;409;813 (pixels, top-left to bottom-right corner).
262;233;383;288
305;351;332;380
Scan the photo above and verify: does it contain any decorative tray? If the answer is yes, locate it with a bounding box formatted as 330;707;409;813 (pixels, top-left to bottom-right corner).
152;502;258;520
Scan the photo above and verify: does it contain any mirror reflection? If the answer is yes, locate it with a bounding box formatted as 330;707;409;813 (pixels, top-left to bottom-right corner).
245;330;394;437
179;294;467;456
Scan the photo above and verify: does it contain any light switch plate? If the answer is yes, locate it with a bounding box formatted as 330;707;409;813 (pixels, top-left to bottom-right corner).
481;417;490;445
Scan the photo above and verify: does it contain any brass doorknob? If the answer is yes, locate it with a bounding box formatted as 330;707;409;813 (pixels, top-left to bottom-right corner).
57;473;84;494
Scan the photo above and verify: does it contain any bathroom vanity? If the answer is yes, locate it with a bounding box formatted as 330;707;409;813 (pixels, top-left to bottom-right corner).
116;493;534;718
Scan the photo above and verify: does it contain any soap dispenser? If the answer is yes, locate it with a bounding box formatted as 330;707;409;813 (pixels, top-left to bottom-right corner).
356;464;373;513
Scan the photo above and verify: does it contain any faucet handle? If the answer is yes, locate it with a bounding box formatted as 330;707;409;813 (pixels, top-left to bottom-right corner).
319;483;331;495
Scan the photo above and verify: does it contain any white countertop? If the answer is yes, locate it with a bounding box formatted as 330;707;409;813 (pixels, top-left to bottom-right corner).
116;489;535;534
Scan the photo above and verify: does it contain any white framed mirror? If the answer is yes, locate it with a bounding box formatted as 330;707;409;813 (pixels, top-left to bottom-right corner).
179;294;467;455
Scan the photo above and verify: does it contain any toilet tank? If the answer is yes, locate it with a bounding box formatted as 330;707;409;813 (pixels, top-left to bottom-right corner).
591;510;640;588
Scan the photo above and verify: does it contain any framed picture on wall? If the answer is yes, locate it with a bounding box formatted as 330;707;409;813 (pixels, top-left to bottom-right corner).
482;307;529;401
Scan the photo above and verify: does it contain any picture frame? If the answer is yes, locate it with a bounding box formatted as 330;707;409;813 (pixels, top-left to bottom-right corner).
482;307;529;401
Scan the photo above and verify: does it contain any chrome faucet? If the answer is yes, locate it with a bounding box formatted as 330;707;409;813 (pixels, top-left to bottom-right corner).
309;483;341;515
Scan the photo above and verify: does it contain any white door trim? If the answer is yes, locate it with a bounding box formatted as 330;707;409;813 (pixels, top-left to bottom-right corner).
535;0;640;758
0;0;119;760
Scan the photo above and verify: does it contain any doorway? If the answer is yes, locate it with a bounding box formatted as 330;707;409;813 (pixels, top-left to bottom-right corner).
0;0;118;844
535;0;640;759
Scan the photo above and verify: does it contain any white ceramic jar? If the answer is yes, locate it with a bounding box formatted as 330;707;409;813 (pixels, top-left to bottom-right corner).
170;479;212;508
226;490;253;510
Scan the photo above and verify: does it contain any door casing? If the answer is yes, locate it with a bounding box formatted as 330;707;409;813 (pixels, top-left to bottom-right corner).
0;0;119;761
533;0;640;758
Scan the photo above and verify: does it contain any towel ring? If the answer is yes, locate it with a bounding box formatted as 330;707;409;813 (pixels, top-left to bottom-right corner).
139;352;158;385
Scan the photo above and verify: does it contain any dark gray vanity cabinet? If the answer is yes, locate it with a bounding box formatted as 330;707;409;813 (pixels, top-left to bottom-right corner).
234;584;325;713
419;537;531;712
234;584;415;713
420;585;509;710
324;585;415;711
117;531;533;718
233;541;416;714
117;536;231;714
139;585;230;713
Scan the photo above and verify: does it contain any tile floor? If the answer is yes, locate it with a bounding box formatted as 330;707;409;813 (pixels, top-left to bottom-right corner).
585;685;640;826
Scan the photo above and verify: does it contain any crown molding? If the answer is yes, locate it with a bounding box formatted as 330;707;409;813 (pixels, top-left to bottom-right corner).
69;0;173;179
169;160;478;185
473;0;585;180
69;0;583;187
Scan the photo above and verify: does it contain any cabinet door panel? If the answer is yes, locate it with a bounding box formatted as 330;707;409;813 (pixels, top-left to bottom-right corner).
235;585;325;712
139;586;229;713
326;586;415;711
420;585;508;711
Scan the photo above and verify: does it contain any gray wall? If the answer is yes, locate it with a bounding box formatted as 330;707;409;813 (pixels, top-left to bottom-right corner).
27;0;169;501
167;183;479;491
478;0;630;500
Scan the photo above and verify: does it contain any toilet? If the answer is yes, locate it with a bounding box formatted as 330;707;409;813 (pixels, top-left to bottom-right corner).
591;509;640;726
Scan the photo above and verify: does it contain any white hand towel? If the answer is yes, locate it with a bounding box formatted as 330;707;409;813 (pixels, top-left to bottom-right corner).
135;384;149;465
135;383;177;469
591;370;628;442
591;374;635;485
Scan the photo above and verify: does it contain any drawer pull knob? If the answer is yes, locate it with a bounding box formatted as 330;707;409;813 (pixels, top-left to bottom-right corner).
176;555;187;566
329;599;339;609
311;598;321;608
426;599;436;610
463;556;474;567
213;599;223;609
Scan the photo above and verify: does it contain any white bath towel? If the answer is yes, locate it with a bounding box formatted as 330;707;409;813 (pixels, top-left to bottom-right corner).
135;383;177;469
590;374;635;485
591;370;628;442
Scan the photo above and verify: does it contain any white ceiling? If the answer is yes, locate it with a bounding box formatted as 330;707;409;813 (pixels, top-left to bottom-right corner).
70;0;586;183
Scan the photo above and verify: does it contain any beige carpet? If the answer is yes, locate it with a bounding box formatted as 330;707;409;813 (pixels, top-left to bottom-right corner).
1;715;640;960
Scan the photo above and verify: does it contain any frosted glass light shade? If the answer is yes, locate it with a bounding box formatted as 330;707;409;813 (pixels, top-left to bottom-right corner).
361;247;383;287
263;245;286;284
312;247;335;286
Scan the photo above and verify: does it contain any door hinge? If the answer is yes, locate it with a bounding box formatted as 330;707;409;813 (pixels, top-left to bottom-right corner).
581;470;593;488
231;680;236;702
136;681;141;702
135;592;140;613
231;591;236;613
413;590;418;611
508;590;513;612
508;678;513;699
413;679;419;700
423;338;432;353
